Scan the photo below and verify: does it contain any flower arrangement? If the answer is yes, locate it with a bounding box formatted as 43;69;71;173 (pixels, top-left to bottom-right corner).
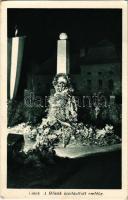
8;74;121;158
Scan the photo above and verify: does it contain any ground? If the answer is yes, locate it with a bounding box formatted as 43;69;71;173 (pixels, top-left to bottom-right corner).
55;143;121;158
7;134;121;189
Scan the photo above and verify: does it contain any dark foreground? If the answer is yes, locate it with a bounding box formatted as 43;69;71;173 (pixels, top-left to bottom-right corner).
7;148;121;189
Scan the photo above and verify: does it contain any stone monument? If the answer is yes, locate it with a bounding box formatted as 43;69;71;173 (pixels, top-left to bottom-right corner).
57;33;70;74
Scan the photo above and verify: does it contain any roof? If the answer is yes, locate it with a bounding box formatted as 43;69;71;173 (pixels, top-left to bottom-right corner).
81;40;119;64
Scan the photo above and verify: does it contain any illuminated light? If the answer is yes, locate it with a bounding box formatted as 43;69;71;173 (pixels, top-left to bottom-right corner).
59;33;68;40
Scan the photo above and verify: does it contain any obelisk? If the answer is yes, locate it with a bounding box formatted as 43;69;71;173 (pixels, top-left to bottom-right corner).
57;33;69;74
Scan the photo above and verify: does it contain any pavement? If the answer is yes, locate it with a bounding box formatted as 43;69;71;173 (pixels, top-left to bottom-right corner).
55;143;121;158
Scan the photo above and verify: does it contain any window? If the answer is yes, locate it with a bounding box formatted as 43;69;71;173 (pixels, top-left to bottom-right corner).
98;79;102;89
109;71;114;75
98;72;102;75
108;79;114;90
80;48;85;57
87;80;92;90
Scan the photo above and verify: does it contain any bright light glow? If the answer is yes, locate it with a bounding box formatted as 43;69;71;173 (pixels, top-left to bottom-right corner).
59;33;68;40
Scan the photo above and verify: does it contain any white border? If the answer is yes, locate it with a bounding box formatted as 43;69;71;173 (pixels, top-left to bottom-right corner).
0;1;128;199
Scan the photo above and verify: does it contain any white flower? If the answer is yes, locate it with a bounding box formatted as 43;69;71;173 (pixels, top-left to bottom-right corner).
88;127;93;137
96;128;106;139
33;142;39;149
48;134;57;140
105;124;113;133
47;116;56;126
23;146;31;154
36;134;42;143
55;130;61;136
24;126;31;134
31;129;37;134
44;128;50;135
39;140;45;146
41;118;48;126
37;127;43;134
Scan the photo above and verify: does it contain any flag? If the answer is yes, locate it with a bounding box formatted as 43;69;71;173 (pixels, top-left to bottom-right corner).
7;36;25;99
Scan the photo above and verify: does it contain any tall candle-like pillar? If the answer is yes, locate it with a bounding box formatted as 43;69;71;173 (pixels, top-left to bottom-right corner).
57;33;69;74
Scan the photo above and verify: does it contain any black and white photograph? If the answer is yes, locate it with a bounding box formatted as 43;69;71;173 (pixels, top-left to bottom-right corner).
0;1;128;199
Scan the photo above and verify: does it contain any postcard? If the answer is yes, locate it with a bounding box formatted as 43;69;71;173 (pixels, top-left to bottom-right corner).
0;1;128;199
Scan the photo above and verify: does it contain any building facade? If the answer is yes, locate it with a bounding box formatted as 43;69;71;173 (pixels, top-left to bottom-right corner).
26;40;121;98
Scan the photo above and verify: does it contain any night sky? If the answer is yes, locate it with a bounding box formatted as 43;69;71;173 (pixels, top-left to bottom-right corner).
7;9;122;99
8;9;122;63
